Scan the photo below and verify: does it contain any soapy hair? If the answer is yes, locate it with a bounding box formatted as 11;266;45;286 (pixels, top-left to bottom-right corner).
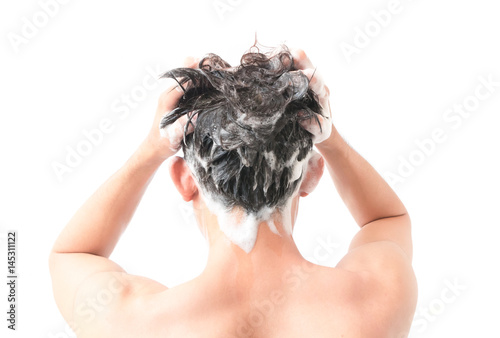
160;44;323;214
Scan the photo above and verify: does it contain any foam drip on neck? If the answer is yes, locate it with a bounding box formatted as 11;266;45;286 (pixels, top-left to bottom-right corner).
196;153;311;253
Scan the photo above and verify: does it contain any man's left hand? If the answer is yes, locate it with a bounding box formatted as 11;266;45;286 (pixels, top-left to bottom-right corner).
143;56;199;162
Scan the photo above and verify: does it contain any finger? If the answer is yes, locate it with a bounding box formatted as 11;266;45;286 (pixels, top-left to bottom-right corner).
159;112;198;150
299;113;332;144
158;81;185;112
172;56;200;94
160;117;184;150
290;48;314;70
300;114;326;135
301;68;329;99
158;56;200;109
178;112;198;135
183;56;200;69
300;68;331;119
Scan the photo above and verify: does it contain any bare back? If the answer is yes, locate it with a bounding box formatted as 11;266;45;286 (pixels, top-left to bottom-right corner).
76;244;416;338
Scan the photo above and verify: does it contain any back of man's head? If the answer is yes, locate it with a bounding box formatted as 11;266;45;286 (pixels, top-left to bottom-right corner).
160;45;323;215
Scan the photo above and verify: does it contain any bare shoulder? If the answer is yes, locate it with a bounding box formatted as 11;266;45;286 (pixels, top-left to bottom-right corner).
71;272;169;337
334;241;418;335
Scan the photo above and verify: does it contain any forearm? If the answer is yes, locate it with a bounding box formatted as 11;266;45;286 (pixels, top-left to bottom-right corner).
51;139;170;257
316;124;407;227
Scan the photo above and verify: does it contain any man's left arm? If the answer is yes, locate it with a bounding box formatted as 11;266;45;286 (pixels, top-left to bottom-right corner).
49;58;198;327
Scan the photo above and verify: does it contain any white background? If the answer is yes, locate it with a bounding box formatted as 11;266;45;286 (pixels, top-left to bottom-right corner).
1;0;499;337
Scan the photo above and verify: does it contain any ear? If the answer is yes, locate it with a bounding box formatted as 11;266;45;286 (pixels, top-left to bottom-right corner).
299;151;324;197
167;156;198;202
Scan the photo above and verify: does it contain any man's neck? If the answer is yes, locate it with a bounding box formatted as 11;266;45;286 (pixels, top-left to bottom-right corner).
200;216;306;286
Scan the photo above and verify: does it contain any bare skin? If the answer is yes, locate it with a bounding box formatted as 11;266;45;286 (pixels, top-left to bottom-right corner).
49;50;417;338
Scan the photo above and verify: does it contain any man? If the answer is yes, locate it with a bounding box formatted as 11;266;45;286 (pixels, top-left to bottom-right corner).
49;47;417;337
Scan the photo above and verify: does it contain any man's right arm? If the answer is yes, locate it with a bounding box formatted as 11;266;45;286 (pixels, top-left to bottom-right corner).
315;124;412;260
293;48;417;334
292;48;412;261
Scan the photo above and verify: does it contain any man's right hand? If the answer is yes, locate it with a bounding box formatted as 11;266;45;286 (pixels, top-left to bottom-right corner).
291;49;333;145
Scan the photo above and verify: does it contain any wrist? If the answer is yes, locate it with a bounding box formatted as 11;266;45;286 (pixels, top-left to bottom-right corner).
316;124;339;151
315;124;351;160
136;137;174;167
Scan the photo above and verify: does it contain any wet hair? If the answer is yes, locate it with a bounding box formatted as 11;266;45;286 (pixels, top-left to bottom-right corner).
160;44;323;214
